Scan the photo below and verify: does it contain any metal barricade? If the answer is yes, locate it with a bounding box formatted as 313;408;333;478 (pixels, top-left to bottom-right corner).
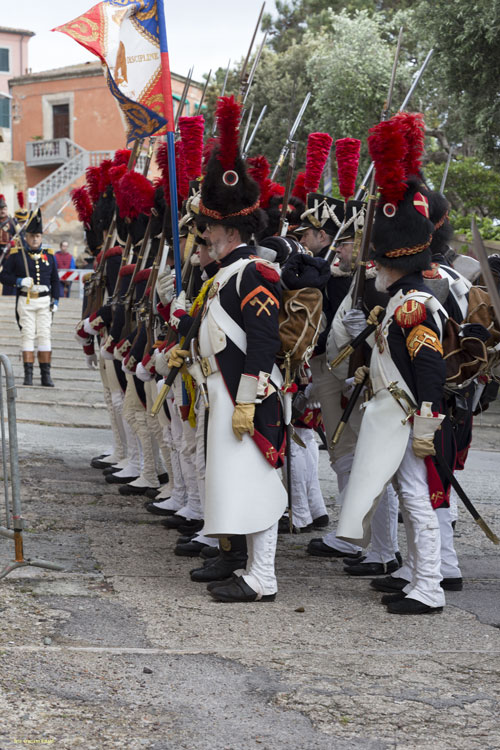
0;354;63;578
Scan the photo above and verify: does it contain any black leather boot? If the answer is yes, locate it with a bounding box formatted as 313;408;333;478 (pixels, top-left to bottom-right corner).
40;363;55;387
23;362;34;386
190;534;247;582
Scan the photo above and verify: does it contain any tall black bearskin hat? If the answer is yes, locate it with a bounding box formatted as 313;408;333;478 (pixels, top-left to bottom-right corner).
427;190;453;260
259;194;305;239
24;208;43;234
200;96;264;240
369;112;433;272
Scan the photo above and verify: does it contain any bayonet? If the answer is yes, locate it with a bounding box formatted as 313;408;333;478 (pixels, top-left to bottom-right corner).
212;59;231;136
271;91;311;180
175;66;193;129
439;146;454;194
240;102;255;153
239;2;265;101
242;31;268;105
198;69;211;112
242;104;267;158
471;218;500;326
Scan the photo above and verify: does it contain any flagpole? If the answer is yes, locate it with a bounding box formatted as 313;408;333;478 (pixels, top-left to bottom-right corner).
157;0;182;293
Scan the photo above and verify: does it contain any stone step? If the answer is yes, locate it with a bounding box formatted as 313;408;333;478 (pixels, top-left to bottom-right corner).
2;344;89;357
15;384;105;404
15;400;109;427
11;366;101;382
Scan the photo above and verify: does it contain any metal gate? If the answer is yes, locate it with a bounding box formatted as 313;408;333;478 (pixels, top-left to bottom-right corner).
0;353;63;578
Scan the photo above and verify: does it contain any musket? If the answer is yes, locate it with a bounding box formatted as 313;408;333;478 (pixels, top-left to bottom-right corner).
150;305;204;416
433;450;499;544
271;92;311;180
324;45;435;264
212;59;231;136
471;218;500;326
439;146;454;194
144;211;171;353
329;308;385;370
175;66;193;129
330;374;368;449
239;2;265;101
242;31;268;106
198;69;211;112
279;140;298;237
242;104;267;159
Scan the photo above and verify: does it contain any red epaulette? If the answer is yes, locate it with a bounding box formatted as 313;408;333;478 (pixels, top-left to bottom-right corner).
255;261;280;284
104;245;123;259
134;268;151;284
394;298;427;328
422;262;442;280
119;263;136;277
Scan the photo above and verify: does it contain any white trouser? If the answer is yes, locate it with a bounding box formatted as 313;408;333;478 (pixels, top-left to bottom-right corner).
449;488;459;523
162;391;188;511
436;506;461;579
322;454;362;555
392;439;445;608
18;295;52;351
238;522;279;597
364;483;400;564
288;426;327;527
122;374;159;487
171;378;203;520
192;396;218;547
145;380;170;478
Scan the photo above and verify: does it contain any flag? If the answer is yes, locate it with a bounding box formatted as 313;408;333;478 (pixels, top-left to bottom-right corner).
53;0;172;141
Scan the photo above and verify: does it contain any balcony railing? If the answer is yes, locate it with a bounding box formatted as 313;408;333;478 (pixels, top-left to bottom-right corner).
26;138;83;167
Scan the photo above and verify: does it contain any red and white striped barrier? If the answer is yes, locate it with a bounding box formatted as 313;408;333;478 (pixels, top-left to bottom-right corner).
58;270;81;282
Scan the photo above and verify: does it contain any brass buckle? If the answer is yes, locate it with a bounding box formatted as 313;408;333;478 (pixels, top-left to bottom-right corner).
200;357;213;377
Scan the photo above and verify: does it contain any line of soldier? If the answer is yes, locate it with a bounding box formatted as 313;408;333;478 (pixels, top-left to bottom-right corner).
69;97;500;611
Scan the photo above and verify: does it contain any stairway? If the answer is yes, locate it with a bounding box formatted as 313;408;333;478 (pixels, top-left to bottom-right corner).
0;295;107;429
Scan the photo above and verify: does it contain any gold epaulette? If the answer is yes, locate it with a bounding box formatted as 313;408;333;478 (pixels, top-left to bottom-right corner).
82;272;93;283
46;248;55;255
8;246;19;255
394;298;427;328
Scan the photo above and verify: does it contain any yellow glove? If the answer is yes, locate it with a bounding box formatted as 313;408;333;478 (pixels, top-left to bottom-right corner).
353;365;370;385
167;345;189;369
367;305;384;327
232;403;255;441
412;436;436;459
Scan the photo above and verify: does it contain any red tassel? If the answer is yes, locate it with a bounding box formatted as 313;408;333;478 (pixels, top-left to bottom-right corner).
114;172;155;219
247;155;271;188
215;95;242;170
291;172;307;204
109;164;127;189
367;119;407;205
85;166;101;204
17;191;25;209
98;159;114;193
391;112;425;178
261;180;284;210
179;115;205;181
70;186;93;226
304;132;333;194
335;138;361;201
113;149;132;167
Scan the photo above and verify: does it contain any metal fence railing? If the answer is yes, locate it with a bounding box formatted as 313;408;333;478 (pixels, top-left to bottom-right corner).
0;354;63;578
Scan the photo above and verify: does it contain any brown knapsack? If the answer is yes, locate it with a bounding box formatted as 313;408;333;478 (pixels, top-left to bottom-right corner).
278;287;323;370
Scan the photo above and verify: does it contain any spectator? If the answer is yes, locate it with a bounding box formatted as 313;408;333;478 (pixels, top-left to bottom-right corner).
0;194;17;296
55;240;76;297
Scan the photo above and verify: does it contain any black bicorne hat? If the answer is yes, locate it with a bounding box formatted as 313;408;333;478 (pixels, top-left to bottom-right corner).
25;208;43;234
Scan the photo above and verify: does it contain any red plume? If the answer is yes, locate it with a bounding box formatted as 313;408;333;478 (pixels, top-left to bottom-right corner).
335;138;361;202
367;119;407;205
114;172;155;219
174;140;190;202
391;112;425;178
261;180;285;210
215;95;242;170
85;166;101;204
291;172;307;204
202;138;217;175
71;186;93;227
304;132;334;194
109;164;127;189
17;191;25;209
178;115;205;181
247;155;271;189
113;149;132;167
98;159;114;193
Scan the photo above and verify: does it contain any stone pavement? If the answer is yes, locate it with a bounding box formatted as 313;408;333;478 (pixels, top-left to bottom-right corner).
0;295;499;750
